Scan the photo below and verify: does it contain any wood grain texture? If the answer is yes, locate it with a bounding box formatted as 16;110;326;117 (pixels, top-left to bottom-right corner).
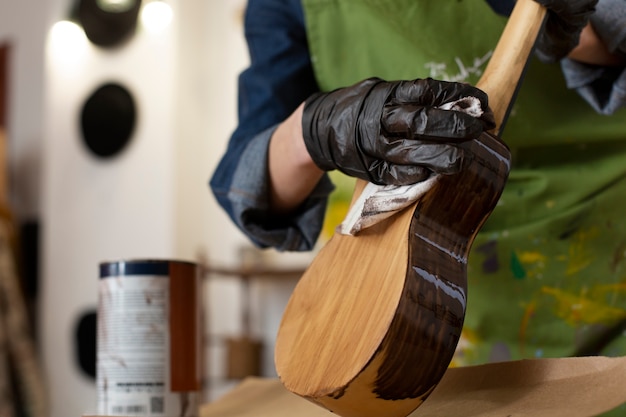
276;133;510;417
170;262;202;392
275;1;546;417
477;0;547;133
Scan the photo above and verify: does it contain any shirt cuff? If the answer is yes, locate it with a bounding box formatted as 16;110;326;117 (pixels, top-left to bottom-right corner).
228;125;335;251
561;58;626;115
556;0;626;115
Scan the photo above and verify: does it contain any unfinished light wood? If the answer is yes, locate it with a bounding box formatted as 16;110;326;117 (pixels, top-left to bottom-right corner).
275;2;547;417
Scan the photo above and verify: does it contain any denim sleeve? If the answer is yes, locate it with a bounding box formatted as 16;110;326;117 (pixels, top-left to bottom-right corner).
210;0;326;251
228;126;334;251
559;0;626;115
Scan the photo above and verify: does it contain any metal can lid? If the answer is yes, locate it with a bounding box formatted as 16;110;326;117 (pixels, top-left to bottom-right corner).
99;259;197;278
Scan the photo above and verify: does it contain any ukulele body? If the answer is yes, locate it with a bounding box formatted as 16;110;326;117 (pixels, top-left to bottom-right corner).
275;1;546;415
275;133;510;417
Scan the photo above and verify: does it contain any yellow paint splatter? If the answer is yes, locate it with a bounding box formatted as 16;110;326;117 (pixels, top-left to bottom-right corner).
516;251;547;279
321;200;350;241
589;283;626;305
518;300;537;356
518;251;547;264
321;172;356;241
566;227;599;276
541;286;626;326
451;327;481;367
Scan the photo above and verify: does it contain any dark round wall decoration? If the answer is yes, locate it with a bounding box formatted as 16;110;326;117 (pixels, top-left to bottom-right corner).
78;0;142;48
80;82;137;158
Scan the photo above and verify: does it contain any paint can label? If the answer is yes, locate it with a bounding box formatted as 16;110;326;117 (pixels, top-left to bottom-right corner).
97;260;202;417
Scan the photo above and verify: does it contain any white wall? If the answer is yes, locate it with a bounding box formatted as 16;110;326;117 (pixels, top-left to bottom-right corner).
1;1;315;416
0;0;47;220
41;1;179;416
174;0;248;262
171;0;313;398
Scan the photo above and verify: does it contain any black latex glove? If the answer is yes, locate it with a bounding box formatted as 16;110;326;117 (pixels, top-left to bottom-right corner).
302;77;496;186
534;0;598;62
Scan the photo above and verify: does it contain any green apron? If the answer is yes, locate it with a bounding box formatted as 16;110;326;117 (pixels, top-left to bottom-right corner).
302;0;626;371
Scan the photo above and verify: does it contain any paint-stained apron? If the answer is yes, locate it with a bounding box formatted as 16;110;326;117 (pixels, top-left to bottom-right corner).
302;0;626;370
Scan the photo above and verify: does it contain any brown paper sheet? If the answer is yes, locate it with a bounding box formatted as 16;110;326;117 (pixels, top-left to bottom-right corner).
201;356;626;417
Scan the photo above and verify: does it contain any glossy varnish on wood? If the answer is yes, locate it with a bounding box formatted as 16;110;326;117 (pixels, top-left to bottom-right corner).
275;1;546;417
275;133;510;417
373;132;510;400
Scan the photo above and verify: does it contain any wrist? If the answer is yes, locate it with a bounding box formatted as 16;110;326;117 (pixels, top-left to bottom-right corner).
289;103;321;169
268;103;324;213
568;24;626;66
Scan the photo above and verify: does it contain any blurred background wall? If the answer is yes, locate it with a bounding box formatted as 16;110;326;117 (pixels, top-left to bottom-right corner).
0;1;314;416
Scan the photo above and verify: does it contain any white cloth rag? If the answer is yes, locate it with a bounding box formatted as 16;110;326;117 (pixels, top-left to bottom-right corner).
339;96;484;236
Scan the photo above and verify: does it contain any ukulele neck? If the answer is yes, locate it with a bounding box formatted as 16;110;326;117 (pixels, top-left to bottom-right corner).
476;0;547;136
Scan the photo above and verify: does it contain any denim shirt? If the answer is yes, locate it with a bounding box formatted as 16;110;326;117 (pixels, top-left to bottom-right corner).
209;0;625;252
209;0;331;251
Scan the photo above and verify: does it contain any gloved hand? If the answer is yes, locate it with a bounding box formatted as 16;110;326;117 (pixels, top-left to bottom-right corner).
534;0;599;62
301;77;495;186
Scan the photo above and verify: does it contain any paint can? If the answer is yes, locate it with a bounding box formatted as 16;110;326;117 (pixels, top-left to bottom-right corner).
97;259;203;416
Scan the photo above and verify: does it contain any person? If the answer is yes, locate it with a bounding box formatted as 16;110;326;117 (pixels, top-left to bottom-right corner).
210;0;626;412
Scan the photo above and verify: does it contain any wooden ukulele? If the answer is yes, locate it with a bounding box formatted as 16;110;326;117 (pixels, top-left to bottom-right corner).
275;2;547;417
